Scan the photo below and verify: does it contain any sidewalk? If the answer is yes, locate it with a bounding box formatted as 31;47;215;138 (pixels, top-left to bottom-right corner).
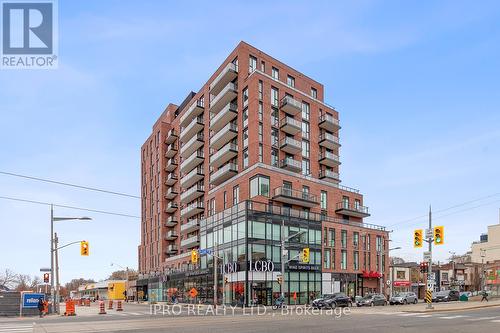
401;299;500;313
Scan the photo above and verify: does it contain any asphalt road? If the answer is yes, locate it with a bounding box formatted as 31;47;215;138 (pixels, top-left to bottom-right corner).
1;303;500;332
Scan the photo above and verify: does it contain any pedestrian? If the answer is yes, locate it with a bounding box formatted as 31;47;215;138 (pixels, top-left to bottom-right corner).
481;290;489;302
37;298;44;318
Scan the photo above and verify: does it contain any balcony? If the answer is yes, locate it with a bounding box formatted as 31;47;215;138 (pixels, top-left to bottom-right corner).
180;101;204;128
180;184;205;204
165;143;178;158
272;187;319;208
210;82;237;115
165;230;178;240
180;219;200;233
166;244;178;254
319;113;341;132
210;62;238;96
279;157;301;173
209;102;237;132
210;162;238;186
181;235;200;249
164;216;178;227
210;143;238;169
280;137;301;154
319;151;341;167
319;132;340;150
180;132;204;158
165;201;178;213
335;202;370;218
165;187;178;200
165;172;178;186
180;201;204;219
165;128;178;144
319;169;340;183
165;158;178;172
180;115;204;144
280;96;302;116
180;166;204;189
280;116;301;135
180;151;204;174
210;122;238;150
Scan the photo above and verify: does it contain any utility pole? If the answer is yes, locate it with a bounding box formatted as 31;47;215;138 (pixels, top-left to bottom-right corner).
426;206;434;310
213;242;218;307
50;205;55;314
54;233;60;314
379;244;384;294
280;219;285;300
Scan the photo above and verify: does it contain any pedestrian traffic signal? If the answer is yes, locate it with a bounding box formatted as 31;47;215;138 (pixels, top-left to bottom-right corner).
419;262;428;273
80;241;89;256
224;276;228;284
277;275;283;284
302;247;310;263
191;249;198;264
434;226;444;245
413;229;423;248
43;273;49;283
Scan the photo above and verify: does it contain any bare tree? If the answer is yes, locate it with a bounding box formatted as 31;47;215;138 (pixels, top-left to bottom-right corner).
0;268;17;289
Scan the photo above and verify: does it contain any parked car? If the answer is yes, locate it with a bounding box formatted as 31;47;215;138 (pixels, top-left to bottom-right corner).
389;292;418;305
356;294;387;307
311;293;352;309
432;290;460;302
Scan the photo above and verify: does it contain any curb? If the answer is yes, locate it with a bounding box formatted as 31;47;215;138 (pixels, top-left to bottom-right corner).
401;302;500;313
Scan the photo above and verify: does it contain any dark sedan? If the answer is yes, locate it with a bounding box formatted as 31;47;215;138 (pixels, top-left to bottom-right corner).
432;290;460;302
356;294;387;307
311;293;352;309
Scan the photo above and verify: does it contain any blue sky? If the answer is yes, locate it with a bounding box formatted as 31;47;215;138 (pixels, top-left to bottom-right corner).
1;0;499;283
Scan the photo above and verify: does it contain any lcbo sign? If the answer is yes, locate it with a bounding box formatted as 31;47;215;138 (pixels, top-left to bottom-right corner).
221;260;275;274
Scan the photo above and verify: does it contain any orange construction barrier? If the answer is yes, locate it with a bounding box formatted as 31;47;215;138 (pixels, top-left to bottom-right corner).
42;301;49;315
98;301;106;315
116;300;123;311
108;300;113;310
85;299;90;307
64;300;76;316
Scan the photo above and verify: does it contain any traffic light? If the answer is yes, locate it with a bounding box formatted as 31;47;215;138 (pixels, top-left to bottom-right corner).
434;226;444;245
43;273;49;283
419;262;428;273
224;276;228;284
191;249;198;264
302;247;310;263
277;275;283;284
80;241;89;256
413;229;423;248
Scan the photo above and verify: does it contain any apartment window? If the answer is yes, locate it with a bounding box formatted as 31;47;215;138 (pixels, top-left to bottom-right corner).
320;191;327;210
258;123;263;142
232;185;239;205
258;102;263;121
242;87;249;107
243;128;249;148
329;228;335;247
199;95;205;107
243;149;249;168
258;144;263;162
271;128;279;147
323;227;328;246
396;271;406;280
376;236;382;252
331;249;336;269
341;230;347;248
209;198;215;216
366;235;371;251
223;191;227;209
287;75;295;87
301;159;310;176
261;61;265;72
272;67;279;80
302;121;310;140
271;148;279;167
341;250;347;270
249;55;257;73
342;196;350;208
271;87;279;107
353;232;359;248
302;140;310;158
250;175;270;198
353;251;359;270
258;80;263;100
302;102;310;121
323;249;331;269
355;199;361;210
271;107;279;126
311;87;317;99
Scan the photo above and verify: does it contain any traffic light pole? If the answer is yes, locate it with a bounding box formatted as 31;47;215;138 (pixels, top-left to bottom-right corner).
54;233;60;314
50;205;55;314
426;207;434;310
280;219;306;301
214;242;218;307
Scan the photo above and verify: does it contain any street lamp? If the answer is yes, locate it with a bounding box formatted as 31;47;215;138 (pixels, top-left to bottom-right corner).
385;246;401;298
50;204;91;314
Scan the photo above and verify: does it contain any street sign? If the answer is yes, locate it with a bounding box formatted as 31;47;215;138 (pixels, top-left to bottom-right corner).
22;293;45;308
425;229;433;239
423;251;432;261
429;272;436;281
39;268;50;272
199;249;212;255
189;288;198;298
386;280;391;286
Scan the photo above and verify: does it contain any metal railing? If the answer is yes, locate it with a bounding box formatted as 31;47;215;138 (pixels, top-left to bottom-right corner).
336;202;369;215
280;95;301;110
319;113;340;127
273;186;319;203
279;157;301;169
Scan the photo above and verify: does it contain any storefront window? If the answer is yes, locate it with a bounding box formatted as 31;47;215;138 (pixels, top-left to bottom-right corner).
251;221;266;239
252;244;266;261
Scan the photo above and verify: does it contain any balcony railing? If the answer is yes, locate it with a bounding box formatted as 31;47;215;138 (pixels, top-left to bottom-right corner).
165;158;178;172
209;82;238;115
319;132;340;149
180;201;204;219
319;169;340;182
280;136;301;154
180;219;201;233
180;101;204;128
210;122;237;150
165;128;178;144
210;162;238;186
209;143;238;168
209;102;237;132
210;62;238;95
319;113;341;132
335;202;370;218
164;216;178;227
165;143;178;158
180;184;205;204
166;244;178;254
180;235;200;248
319;151;341;166
165;172;178;186
280;96;302;115
180;151;204;174
180;115;204;144
180;166;204;189
165;230;178;240
280;116;302;135
180;132;204;158
273;186;319;207
279;157;301;173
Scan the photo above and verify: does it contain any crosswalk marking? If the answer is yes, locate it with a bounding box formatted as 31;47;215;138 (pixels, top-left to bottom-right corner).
490;319;500;323
438;315;468;319
416;314;433;318
466;316;497;321
0;324;33;333
398;313;421;316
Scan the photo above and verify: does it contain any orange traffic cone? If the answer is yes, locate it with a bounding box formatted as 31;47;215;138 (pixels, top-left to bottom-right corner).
98;301;106;315
116;300;123;311
108;300;113;310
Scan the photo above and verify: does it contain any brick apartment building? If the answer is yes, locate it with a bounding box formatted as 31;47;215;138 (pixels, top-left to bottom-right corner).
138;41;389;305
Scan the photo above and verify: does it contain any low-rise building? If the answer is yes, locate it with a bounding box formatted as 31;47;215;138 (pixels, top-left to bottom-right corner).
76;280;126;300
470;222;500;264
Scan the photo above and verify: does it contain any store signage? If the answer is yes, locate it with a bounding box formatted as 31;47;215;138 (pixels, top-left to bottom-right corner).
393;280;411;287
221;262;239;274
249;260;275;272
